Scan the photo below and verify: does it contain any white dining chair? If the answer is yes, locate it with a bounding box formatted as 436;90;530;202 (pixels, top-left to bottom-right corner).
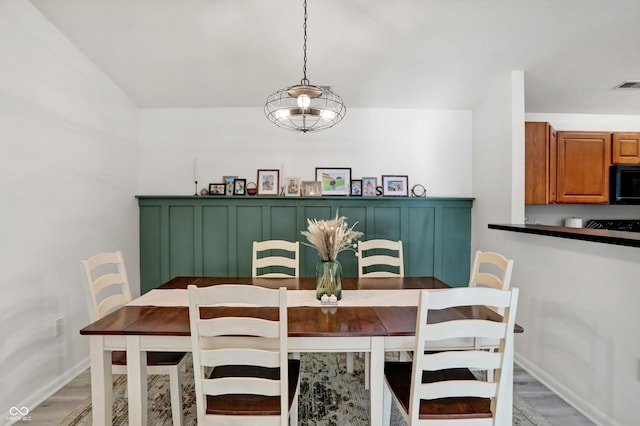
352;239;405;388
82;250;188;426
382;286;520;425
187;284;300;426
252;240;300;277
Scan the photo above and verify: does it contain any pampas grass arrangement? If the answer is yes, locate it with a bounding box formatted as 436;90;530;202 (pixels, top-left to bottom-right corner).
301;213;363;261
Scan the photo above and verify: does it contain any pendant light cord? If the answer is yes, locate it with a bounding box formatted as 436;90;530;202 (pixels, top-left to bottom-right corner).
301;0;309;86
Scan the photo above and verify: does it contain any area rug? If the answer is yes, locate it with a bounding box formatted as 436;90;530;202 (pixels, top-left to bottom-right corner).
61;352;550;425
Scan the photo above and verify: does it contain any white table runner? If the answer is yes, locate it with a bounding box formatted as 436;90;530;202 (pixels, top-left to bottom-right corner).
127;288;424;307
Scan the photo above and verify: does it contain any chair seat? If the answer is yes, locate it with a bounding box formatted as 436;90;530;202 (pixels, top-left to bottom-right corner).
384;361;492;420
205;359;301;416
111;350;187;366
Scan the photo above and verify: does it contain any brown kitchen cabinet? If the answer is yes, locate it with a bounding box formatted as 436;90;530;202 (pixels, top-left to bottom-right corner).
612;132;640;164
525;122;556;204
556;131;611;204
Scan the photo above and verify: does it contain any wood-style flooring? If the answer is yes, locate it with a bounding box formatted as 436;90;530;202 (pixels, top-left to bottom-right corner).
27;363;595;425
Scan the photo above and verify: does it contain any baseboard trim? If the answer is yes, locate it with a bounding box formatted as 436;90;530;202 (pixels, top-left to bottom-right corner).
4;358;90;426
515;353;615;426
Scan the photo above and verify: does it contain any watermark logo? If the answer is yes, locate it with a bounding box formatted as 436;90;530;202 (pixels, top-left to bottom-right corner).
7;406;31;422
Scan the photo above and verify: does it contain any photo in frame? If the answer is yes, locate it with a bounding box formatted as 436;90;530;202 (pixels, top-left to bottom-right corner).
285;177;301;196
315;167;351;196
381;175;409;197
257;169;280;196
301;181;321;197
362;177;377;196
351;179;362;196
233;178;246;195
223;176;237;196
208;183;226;195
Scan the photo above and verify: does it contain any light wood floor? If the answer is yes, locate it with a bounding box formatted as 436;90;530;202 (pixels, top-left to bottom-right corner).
28;363;595;425
513;365;595;425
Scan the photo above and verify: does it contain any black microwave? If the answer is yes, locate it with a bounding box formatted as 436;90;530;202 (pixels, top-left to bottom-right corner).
610;165;640;204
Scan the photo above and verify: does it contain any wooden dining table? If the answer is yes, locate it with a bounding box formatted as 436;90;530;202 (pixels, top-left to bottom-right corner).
80;276;523;426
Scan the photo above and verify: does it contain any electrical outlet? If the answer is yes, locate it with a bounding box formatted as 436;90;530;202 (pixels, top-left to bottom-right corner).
55;316;64;337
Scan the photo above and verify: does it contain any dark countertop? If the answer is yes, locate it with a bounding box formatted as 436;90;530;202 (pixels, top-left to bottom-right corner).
488;224;640;248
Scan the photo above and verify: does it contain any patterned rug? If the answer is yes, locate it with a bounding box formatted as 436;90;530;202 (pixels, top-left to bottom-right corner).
61;352;550;425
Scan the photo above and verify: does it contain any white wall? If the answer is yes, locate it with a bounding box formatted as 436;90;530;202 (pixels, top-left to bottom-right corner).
471;70;525;252
0;2;139;421
473;83;640;424
138;108;473;197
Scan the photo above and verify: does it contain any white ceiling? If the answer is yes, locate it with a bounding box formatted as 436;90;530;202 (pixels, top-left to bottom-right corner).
30;0;640;114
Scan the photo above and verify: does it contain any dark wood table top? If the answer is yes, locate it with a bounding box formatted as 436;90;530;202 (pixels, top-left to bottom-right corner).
80;276;523;337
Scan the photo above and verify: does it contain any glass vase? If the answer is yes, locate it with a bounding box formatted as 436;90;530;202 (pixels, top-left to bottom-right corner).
315;260;343;300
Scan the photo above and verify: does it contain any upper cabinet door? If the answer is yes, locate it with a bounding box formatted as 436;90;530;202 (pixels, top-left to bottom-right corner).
556;131;611;204
525;122;556;204
612;132;640;164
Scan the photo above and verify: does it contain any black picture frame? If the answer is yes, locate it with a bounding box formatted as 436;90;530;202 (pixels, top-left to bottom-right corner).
208;183;226;195
351;179;363;196
233;178;247;196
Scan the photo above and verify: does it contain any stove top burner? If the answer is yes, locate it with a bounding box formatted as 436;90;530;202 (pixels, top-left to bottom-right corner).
585;219;640;232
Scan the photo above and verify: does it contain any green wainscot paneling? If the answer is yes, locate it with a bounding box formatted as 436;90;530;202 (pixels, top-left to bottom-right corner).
137;196;474;294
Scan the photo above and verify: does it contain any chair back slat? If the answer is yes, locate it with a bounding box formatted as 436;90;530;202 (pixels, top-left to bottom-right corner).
198;317;280;338
191;284;281;305
423;350;501;371
200;348;281;369
426;320;507;341
96;294;130;318
203;377;281;396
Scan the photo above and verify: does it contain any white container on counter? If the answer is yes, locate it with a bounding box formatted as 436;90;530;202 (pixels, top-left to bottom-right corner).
564;217;583;228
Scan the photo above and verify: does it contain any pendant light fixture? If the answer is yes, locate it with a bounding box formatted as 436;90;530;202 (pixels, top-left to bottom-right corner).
264;0;346;133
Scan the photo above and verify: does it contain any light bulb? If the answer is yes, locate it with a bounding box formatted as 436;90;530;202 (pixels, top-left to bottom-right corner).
319;109;336;120
275;109;290;120
297;94;311;109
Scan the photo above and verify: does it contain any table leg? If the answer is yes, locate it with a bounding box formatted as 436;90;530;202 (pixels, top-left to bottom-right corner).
126;336;147;426
90;336;112;426
369;336;384;426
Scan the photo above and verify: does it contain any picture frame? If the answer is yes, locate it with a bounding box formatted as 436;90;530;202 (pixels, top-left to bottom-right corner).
301;181;321;197
208;183;226;196
381;175;409;197
257;169;280;196
351;179;363;196
223;176;237;196
233;178;246;196
284;177;301;196
362;177;377;196
315;167;351;196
